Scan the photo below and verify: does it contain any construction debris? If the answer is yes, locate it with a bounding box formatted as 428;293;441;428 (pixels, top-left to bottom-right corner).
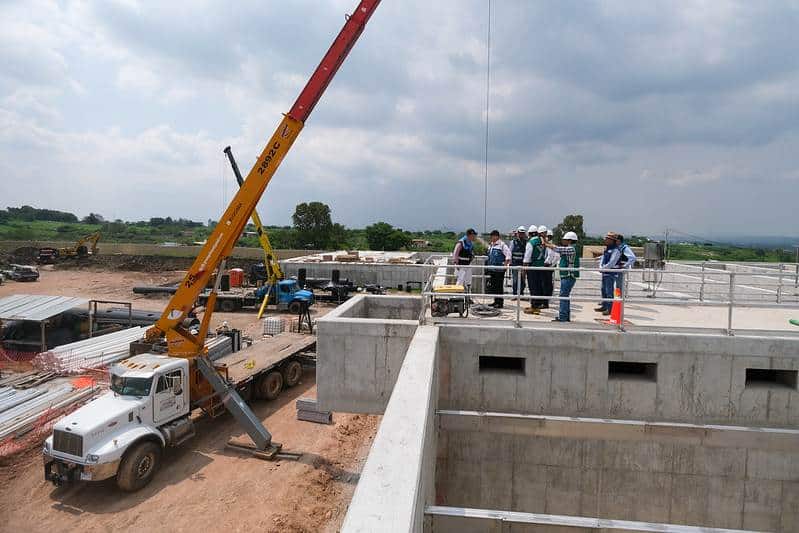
296;397;332;425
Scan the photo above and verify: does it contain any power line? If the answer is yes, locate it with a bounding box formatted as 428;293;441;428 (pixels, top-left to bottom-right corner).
483;0;492;234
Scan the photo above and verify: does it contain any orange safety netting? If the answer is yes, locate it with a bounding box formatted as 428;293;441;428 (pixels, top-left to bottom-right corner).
0;400;87;459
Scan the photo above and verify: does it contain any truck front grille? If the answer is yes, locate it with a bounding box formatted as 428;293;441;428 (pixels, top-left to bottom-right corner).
52;429;83;457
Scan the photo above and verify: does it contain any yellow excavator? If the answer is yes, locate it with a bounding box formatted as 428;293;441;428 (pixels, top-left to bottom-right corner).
37;231;101;263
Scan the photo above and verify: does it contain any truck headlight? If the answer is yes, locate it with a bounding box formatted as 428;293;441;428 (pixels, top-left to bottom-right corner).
86;454;100;463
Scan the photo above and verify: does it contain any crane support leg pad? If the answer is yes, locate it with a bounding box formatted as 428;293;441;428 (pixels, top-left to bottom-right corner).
226;440;302;461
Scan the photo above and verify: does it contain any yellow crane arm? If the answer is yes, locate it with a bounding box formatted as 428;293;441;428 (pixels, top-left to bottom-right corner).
144;0;380;358
223;146;283;285
146;116;303;356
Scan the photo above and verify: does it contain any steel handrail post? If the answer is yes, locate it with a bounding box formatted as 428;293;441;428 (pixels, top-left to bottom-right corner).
727;272;735;336
618;270;628;332
515;266;522;328
699;262;706;302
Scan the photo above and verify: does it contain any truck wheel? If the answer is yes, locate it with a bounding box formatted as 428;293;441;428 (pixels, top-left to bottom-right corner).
257;371;283;401
282;360;303;387
288;301;303;314
116;441;161;492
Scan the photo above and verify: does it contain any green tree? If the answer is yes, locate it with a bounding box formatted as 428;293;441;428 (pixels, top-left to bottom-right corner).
292;201;334;249
82;213;104;224
552;214;586;242
365;221;411;251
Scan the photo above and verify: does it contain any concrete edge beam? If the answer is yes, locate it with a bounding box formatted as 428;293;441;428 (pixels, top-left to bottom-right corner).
438;322;799;344
425;506;758;533
342;325;439;533
438;409;799;451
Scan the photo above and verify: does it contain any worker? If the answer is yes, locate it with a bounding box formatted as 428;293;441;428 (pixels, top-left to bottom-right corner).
546;231;580;322
510;225;527;296
596;231;621;315
615;234;636;297
452;228;477;290
485;230;511;307
542;229;558;308
523;225;548;314
616;234;637;270
522;225;538;308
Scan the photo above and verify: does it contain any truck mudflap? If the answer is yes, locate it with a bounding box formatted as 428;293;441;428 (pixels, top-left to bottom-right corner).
44;457;120;486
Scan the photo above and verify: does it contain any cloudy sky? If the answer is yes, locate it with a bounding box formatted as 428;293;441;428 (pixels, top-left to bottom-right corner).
1;0;798;237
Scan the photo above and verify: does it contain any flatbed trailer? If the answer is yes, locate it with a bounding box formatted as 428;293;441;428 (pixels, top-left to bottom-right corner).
215;333;316;402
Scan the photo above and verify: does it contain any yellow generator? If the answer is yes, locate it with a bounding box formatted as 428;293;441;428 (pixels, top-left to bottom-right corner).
431;284;469;318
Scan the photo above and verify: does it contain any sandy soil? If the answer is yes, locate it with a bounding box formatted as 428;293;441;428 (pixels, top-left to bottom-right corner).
0;267;379;533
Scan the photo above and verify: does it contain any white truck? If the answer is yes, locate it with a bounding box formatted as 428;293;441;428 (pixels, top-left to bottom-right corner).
43;333;314;491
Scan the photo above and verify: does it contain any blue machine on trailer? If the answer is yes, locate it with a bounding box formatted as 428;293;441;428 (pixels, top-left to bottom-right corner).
256;279;314;314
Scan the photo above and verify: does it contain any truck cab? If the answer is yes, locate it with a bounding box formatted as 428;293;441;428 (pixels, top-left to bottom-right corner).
44;354;195;491
257;279;314;313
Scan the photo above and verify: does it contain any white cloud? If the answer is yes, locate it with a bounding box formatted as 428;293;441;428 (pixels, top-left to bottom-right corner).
0;0;798;237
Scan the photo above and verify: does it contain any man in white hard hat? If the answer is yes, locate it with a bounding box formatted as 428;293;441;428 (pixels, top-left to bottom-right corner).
523;225;548;313
546;231;580;322
510;226;527;296
542;229;557;308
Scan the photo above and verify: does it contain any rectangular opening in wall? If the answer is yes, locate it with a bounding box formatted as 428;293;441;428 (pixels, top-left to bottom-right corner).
608;361;657;382
745;368;798;390
479;356;525;375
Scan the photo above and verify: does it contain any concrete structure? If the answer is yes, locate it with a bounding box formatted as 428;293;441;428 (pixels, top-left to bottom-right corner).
281;251;430;289
316;295;420;413
318;294;799;532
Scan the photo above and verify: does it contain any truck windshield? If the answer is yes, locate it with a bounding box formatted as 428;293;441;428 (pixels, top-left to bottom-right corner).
110;374;153;397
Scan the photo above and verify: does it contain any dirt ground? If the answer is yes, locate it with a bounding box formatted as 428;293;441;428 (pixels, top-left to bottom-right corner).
0;266;379;533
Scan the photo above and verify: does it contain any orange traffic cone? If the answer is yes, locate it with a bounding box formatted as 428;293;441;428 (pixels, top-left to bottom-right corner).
607;287;622;325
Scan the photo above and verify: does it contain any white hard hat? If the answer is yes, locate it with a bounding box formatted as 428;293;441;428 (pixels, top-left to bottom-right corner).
517;225;527;232
528;225;537;234
547;230;553;237
563;231;578;241
538;225;548;234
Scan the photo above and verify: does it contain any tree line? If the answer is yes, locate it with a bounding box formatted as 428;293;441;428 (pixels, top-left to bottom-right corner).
1;204;794;261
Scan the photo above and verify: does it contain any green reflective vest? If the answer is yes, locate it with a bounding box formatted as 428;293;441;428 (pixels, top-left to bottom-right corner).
529;236;546;267
559;245;581;279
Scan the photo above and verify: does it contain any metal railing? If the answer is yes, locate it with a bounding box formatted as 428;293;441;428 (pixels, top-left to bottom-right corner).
415;256;799;335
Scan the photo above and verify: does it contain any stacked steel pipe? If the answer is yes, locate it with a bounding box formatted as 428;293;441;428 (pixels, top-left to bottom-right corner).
32;327;146;374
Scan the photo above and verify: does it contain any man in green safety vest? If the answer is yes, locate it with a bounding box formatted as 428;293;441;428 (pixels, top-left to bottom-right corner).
546;231;581;322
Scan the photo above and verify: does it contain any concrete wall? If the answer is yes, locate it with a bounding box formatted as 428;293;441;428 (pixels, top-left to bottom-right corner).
435;412;799;531
315;302;799;531
281;261;429;288
438;325;799;428
316;295;420;413
342;326;439;532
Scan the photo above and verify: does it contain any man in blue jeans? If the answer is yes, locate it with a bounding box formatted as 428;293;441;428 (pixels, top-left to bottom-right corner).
596;232;621;316
546;232;580;322
509;226;527;296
